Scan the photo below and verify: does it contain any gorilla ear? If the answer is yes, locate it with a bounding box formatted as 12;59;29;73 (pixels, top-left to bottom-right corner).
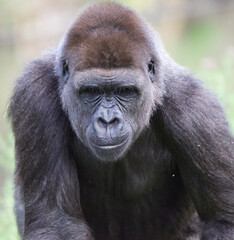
62;59;69;83
148;60;155;82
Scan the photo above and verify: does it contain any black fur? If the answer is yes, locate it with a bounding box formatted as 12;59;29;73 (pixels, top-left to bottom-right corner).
9;3;234;240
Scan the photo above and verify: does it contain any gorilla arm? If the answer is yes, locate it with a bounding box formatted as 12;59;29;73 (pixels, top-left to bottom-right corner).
160;71;234;240
9;53;93;240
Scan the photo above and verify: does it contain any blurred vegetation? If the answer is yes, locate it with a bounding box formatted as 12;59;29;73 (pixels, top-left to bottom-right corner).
173;20;234;131
0;134;19;240
0;0;234;239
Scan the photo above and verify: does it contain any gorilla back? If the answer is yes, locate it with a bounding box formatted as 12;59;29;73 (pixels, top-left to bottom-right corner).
9;2;234;240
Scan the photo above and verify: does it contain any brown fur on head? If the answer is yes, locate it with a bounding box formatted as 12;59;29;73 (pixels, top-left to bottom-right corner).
59;2;157;72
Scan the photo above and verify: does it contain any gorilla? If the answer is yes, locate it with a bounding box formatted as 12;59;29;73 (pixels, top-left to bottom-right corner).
9;2;234;240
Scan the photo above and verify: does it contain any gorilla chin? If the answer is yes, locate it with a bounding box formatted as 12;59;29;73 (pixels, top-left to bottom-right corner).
88;136;130;161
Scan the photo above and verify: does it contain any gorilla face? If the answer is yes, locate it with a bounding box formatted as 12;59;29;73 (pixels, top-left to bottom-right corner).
61;68;156;161
55;1;164;161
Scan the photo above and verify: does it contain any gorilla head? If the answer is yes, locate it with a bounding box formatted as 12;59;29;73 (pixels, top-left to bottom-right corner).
56;3;163;161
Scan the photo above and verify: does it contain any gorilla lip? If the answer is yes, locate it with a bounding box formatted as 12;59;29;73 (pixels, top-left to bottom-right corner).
90;138;128;150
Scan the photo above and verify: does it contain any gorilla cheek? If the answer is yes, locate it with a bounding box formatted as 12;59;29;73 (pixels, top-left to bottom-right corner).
61;88;87;142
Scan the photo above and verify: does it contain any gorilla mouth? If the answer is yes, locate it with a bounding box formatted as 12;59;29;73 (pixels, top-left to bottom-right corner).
90;137;129;151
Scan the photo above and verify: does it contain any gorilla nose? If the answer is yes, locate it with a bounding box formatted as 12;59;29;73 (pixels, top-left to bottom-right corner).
93;107;124;138
93;114;126;146
93;114;124;138
98;116;120;128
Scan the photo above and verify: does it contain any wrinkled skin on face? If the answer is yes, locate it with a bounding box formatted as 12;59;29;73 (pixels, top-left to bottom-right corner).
62;68;157;161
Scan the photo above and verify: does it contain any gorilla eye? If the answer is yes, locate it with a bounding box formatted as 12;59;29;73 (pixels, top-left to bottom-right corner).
62;59;69;82
79;86;103;101
148;60;155;82
115;86;139;98
85;87;103;95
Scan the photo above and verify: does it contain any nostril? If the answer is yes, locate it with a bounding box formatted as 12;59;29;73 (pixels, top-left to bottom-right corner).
98;117;108;127
97;117;120;128
109;117;119;125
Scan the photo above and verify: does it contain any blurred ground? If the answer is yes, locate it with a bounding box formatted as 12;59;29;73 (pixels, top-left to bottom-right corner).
0;0;234;239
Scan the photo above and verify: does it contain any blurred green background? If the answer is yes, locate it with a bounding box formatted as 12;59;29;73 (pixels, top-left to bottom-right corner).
0;0;234;239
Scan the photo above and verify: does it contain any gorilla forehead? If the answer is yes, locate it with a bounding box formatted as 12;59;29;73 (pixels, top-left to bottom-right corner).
72;68;148;89
62;2;154;70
